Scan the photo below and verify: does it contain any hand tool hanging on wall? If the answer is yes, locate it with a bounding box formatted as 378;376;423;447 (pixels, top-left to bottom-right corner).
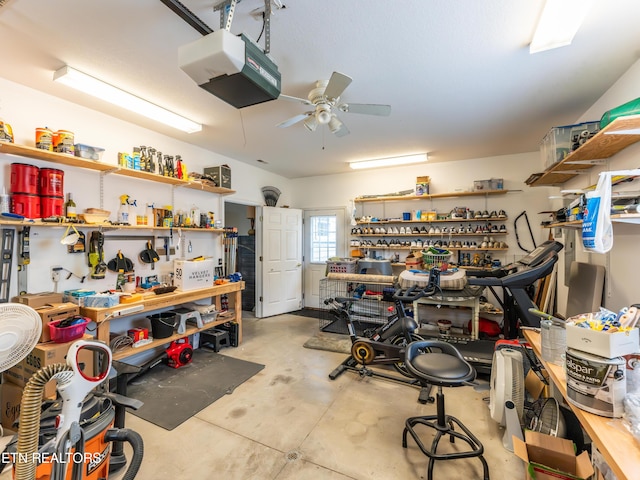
88;231;107;279
139;240;160;270
17;226;30;295
514;211;537;253
0;229;15;303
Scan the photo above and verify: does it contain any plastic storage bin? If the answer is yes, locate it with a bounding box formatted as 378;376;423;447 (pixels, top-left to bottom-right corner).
74;144;105;161
326;258;357;273
48;317;89;343
540;122;599;169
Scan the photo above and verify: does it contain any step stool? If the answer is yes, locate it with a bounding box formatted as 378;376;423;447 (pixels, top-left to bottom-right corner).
200;329;230;352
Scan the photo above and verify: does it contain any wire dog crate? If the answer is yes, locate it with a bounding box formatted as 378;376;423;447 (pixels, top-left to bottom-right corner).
319;277;396;335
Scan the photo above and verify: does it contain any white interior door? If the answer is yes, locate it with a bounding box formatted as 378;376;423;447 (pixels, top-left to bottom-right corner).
303;208;347;308
259;206;303;317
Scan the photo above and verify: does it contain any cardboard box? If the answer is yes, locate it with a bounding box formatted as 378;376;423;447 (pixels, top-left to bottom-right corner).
415;176;430;196
203;165;231;189
566;324;639;358
15;292;63;309
174;258;215;291
4;336;93;399
1;381;23;430
34;302;80;343
513;430;594;480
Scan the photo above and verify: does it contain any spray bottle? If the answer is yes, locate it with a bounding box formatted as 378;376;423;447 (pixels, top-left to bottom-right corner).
118;194;130;225
146;203;156;227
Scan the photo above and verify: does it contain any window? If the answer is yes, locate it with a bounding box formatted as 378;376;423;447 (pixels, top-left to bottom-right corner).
310;215;337;262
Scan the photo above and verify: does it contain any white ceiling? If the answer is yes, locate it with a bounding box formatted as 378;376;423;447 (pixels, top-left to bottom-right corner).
2;0;640;179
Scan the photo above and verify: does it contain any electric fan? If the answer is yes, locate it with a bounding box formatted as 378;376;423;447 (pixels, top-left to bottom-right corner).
0;303;42;372
529;397;566;437
261;186;281;207
489;348;525;426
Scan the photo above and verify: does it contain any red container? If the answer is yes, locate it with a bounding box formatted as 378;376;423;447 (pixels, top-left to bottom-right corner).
48;317;88;343
39;168;64;197
10;163;39;194
10;193;41;219
40;195;63;218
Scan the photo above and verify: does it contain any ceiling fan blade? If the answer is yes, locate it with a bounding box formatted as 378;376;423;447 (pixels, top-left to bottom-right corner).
324;72;352;101
276;112;313;128
278;94;313;106
339;103;391;116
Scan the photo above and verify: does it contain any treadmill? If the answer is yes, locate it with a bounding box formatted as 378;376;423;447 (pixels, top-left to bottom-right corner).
420;240;564;373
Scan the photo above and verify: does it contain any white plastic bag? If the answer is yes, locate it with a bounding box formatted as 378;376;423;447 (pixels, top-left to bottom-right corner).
582;169;640;254
582;172;613;253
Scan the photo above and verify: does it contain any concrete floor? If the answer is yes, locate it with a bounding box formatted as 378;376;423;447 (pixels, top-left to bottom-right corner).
0;311;524;479
114;312;524;480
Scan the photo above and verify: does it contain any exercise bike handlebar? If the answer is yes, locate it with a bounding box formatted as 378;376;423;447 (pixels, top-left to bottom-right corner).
393;283;439;302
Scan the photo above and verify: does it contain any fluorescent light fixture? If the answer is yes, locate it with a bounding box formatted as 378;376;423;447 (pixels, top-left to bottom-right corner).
529;0;595;54
53;66;202;133
348;153;428;170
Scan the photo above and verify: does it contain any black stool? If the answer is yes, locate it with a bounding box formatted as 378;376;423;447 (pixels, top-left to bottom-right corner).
402;340;489;480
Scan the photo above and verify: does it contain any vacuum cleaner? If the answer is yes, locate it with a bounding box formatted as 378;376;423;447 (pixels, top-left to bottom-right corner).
3;339;144;480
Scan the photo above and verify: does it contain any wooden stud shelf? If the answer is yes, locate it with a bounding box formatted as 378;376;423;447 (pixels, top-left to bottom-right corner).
0;141;236;195
526;115;640;187
354;189;509;203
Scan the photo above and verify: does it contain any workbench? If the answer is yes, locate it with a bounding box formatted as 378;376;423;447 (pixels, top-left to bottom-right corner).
80;282;244;361
523;329;640;480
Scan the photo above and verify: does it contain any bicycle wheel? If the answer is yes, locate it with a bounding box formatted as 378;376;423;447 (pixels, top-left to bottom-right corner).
391;333;424;377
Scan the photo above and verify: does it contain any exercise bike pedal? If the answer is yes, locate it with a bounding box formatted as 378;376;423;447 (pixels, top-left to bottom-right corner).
418;385;435;404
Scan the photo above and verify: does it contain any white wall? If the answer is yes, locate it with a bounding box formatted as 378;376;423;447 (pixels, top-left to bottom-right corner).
290;152;556;266
0;77;291;299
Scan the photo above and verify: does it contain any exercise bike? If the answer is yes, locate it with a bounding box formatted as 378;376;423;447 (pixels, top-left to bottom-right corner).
327;268;441;403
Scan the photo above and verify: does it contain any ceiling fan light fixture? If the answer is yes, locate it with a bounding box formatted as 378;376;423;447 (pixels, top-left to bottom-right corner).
316;104;332;124
348;153;428;170
53;65;202;133
303;116;318;132
328;115;343;134
529;0;595;54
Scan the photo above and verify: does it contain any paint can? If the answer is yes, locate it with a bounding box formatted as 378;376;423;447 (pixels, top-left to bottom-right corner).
40;195;64;218
565;348;626;418
35;127;54;151
52;130;74;154
10;193;41;219
39;168;64;197
10;163;40;194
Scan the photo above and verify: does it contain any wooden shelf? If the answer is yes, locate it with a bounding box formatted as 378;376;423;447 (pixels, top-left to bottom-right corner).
0;141;236;195
526;115;640;187
356;232;508;237
544;213;640;228
354;190;509;203
0;219;225;233
112;314;235;361
80;282;244;360
523;329;640;480
356;217;508;224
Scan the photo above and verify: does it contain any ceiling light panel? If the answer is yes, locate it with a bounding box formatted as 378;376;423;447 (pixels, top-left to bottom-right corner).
53;66;202;133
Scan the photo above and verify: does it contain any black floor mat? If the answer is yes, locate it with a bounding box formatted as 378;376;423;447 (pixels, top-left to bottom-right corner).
125;349;264;431
290;308;322;319
320;317;381;336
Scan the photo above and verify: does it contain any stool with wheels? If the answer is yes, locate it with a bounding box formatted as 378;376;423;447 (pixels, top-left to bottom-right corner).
402;340;490;480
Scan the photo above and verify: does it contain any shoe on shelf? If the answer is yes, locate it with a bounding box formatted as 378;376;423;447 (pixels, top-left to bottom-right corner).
482;210;489;218
498;210;507;218
428;226;435;234
499;224;507;233
442;226;449;234
412;227;420;234
399;226;406;234
466;224;473;233
489;210;497;219
434;226;441;234
421;226;428;234
481;241;488;249
474;210;482;219
455;241;462;248
491;225;499;233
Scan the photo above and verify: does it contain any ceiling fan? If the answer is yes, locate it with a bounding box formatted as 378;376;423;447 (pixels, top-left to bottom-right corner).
276;71;391;137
